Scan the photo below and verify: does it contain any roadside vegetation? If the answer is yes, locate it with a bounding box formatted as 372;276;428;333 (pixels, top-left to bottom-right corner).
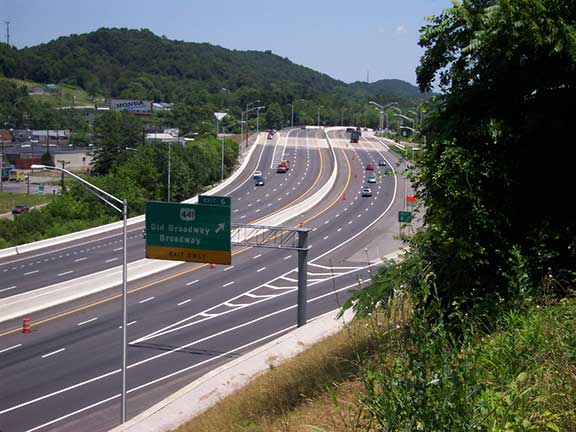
0;192;53;214
0;116;239;249
177;1;575;430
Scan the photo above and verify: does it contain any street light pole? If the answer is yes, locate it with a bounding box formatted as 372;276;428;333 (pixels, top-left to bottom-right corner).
214;112;228;181
31;164;129;424
317;105;323;128
256;106;265;134
167;142;171;202
244;100;260;148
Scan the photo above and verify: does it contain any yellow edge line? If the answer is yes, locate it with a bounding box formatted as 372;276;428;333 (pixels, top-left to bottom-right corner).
0;137;328;337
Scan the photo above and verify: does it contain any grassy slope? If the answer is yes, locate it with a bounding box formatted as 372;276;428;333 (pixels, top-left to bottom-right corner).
0;77;99;107
0;192;53;214
177;297;576;432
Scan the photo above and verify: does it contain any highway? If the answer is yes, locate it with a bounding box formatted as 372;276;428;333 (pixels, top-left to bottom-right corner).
0;127;411;432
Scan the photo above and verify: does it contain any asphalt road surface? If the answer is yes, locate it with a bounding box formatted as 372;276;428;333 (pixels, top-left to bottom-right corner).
0;128;414;432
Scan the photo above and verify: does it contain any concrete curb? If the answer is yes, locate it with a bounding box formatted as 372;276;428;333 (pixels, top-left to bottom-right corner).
109;308;354;432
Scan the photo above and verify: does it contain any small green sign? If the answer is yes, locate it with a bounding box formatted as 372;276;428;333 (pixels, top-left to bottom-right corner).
146;200;231;264
398;211;413;223
199;195;231;207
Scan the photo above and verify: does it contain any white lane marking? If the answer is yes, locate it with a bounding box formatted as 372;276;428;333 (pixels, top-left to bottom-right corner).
139;297;154;304
177;299;191;306
23;270;38;276
105;258;118;263
41;348;66;359
284;255;292;260
223;266;234;271
0;344;22;354
118;321;137;329
253;254;262;259
348;221;353;225
257;267;266;272
77;317;99;326
337;228;342;232
113;247;123;252
240;215;246;219
74;257;87;262
0;286;16;293
223;281;235;287
233;209;239;213
58;271;74;277
323;236;329;240
185;280;199;286
20;327;293;432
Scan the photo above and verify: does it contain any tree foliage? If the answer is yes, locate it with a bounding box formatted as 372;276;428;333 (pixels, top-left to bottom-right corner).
410;0;576;321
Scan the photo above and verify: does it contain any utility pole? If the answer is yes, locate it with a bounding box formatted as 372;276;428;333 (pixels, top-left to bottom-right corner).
4;21;10;46
56;160;70;191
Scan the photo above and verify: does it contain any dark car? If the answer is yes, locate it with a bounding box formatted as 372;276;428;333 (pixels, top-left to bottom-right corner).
255;176;265;186
378;159;387;166
12;205;30;214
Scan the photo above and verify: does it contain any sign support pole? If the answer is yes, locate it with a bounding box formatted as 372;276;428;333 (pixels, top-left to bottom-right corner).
297;230;309;327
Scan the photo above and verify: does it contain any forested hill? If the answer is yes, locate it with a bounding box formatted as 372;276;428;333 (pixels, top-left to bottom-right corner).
0;28;427;104
0;28;345;102
350;79;431;101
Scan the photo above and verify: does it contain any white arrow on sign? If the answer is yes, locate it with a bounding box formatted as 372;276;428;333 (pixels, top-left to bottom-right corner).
215;223;225;234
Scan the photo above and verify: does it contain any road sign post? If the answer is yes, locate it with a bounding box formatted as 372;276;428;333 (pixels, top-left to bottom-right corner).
146;199;231;265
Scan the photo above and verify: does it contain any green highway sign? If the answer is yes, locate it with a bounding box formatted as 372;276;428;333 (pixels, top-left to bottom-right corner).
398;210;413;223
145;200;231;264
199;195;231;207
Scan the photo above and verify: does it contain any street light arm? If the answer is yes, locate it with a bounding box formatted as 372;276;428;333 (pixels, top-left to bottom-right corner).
382;102;399;110
31;164;124;212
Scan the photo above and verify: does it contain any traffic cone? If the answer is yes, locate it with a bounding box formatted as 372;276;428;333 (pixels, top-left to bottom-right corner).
210;263;216;269
22;317;31;333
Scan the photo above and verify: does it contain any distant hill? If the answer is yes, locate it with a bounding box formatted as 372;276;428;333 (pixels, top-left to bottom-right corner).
350;79;432;100
0;28;344;101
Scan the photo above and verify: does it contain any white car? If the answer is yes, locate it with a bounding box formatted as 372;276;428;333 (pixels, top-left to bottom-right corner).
362;187;372;197
253;170;262;179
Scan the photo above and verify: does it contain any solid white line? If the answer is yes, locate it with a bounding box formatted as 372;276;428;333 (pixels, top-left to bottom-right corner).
0;344;22;354
223;281;235;287
73;257;87;262
223;266;234;271
177;299;191;306
0;286;16;293
57;271;74;277
23;270;38;276
77;317;98;326
139;297;154;304
105;258;118;263
185;279;199;286
41;348;66;359
113;247;123;252
257;267;266;272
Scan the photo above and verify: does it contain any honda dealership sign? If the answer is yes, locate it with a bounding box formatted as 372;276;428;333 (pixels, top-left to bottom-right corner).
110;99;153;115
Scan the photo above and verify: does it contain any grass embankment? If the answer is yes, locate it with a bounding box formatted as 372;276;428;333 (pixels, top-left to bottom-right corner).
0;192;53;214
177;296;576;431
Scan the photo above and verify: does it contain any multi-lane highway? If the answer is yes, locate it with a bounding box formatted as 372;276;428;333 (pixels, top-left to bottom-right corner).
0;127;411;432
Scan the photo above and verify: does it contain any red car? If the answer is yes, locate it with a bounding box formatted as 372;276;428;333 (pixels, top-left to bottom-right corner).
366;163;375;171
12;205;30;214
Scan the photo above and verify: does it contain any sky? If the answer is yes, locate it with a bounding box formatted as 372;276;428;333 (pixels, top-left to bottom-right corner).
1;0;453;86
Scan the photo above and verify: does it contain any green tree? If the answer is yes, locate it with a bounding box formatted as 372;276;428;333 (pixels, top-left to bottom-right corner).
91;111;144;175
264;102;284;130
410;0;576;320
